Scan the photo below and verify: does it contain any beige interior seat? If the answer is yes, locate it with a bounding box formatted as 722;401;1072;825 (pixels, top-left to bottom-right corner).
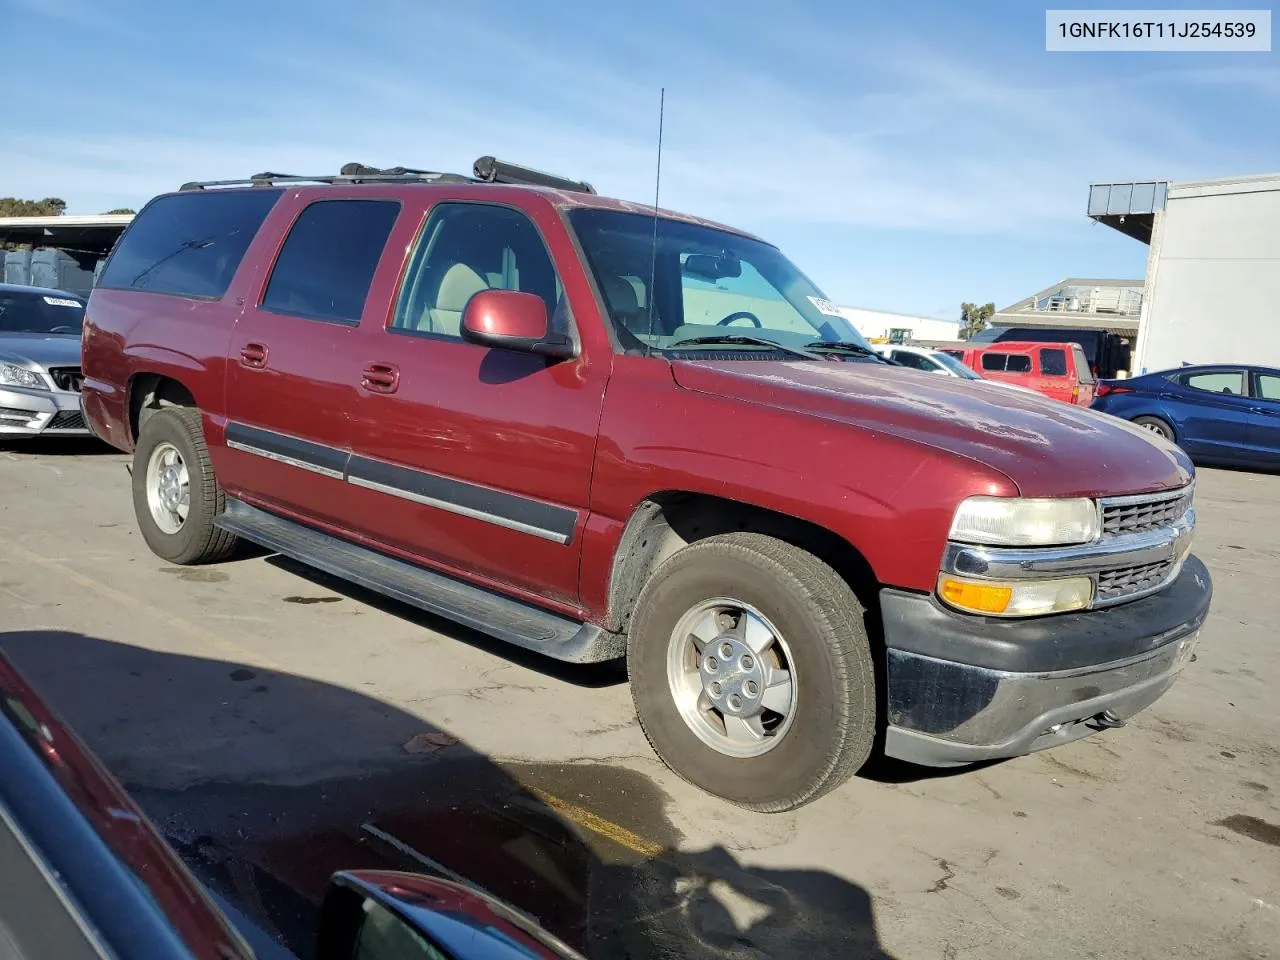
600;275;649;337
425;263;489;336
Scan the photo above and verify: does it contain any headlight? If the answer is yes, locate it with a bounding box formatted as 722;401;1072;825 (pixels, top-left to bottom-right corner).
0;363;48;391
949;496;1099;547
938;574;1093;617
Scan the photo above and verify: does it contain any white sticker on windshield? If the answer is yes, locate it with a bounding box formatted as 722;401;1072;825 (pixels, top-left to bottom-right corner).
43;296;82;308
807;296;844;317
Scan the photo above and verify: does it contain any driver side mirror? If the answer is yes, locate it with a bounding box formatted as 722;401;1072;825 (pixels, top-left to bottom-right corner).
315;871;585;960
460;290;574;359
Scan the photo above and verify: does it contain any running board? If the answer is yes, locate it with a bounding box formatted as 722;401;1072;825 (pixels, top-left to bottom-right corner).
215;499;623;664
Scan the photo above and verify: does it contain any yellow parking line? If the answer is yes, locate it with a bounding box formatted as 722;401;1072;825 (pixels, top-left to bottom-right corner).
528;786;664;858
1;540;283;673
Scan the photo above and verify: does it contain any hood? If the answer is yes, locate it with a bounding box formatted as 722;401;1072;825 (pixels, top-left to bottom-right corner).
671;360;1192;498
0;333;82;368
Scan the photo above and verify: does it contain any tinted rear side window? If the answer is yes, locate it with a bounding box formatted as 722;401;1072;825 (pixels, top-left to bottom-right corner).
98;189;282;299
262;200;401;324
981;352;1006;371
1040;348;1067;376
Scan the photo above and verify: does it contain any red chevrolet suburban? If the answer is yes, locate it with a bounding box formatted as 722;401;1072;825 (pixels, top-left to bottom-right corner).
81;158;1211;811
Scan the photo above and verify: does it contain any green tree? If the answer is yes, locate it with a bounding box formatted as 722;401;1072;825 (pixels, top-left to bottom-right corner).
0;197;66;217
960;301;995;340
103;208;136;215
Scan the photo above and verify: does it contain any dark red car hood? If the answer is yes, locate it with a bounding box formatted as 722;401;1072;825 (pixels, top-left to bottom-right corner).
671;360;1193;498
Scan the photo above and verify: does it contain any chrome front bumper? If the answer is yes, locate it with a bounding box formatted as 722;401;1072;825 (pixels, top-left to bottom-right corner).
882;555;1212;767
0;386;88;436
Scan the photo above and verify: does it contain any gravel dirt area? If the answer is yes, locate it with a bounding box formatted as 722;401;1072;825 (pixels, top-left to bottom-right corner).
1;437;1276;959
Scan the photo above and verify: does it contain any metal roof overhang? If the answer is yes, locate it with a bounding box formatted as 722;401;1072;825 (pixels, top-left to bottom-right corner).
1086;181;1167;244
0;215;132;255
992;312;1139;337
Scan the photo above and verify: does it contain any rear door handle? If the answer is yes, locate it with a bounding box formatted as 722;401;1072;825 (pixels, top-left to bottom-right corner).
239;342;268;368
361;362;400;394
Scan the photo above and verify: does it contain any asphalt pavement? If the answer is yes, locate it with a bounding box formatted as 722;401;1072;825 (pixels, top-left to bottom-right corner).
0;436;1276;959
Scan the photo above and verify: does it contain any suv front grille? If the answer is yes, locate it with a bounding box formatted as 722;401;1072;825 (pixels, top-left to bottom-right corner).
48;367;83;392
1101;486;1193;537
1096;558;1177;602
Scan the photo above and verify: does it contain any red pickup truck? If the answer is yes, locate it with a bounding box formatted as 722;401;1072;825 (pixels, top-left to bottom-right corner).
81;158;1211;811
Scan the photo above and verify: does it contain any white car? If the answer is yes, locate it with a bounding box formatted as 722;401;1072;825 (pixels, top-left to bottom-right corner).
0;283;90;437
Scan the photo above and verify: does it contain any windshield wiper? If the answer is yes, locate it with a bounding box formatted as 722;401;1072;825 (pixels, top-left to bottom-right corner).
803;341;893;362
669;335;821;360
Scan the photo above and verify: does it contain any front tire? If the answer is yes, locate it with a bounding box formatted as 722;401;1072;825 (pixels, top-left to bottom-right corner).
627;532;876;812
132;407;238;565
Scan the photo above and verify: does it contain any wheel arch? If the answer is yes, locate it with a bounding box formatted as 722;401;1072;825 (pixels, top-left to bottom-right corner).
127;372;199;442
1131;412;1177;441
604;491;881;637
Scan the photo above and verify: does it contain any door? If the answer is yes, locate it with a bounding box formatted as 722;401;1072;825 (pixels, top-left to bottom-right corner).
1166;368;1253;458
346;200;609;608
1247;370;1280;462
222;196;403;528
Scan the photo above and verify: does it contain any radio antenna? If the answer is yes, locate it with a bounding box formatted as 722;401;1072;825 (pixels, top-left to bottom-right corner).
644;88;665;356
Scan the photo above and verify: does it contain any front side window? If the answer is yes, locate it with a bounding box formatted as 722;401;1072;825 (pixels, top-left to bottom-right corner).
891;350;936;371
262;199;401;324
98;189;282;300
391;203;562;339
1184;370;1246;395
1040;348;1067;377
567;208;873;359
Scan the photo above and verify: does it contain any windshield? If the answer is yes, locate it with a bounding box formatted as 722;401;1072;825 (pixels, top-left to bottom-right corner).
932;351;982;379
0;290;85;334
567;209;872;358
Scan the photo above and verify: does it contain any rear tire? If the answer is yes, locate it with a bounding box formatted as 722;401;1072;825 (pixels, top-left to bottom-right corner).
1132;415;1174;441
132;408;239;565
627;532;876;812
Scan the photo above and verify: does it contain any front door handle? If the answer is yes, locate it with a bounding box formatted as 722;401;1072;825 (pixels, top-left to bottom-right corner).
361;362;400;394
239;342;268;368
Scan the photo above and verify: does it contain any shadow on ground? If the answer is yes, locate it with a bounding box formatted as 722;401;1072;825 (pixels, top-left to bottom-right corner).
0;630;893;959
263;554;629;688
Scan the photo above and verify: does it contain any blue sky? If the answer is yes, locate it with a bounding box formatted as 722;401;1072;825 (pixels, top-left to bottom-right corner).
3;0;1278;319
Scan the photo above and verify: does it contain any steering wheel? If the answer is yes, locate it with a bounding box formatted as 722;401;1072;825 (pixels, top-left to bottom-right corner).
716;311;762;328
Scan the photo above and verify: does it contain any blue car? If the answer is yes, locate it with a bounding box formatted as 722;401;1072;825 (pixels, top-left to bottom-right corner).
1091;363;1280;469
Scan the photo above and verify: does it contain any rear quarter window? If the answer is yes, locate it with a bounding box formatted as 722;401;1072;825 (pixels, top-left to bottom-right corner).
1039;348;1067;376
98;189;283;300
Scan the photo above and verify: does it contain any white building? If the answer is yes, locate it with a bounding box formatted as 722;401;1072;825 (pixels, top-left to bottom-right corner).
1088;173;1280;374
835;305;960;343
